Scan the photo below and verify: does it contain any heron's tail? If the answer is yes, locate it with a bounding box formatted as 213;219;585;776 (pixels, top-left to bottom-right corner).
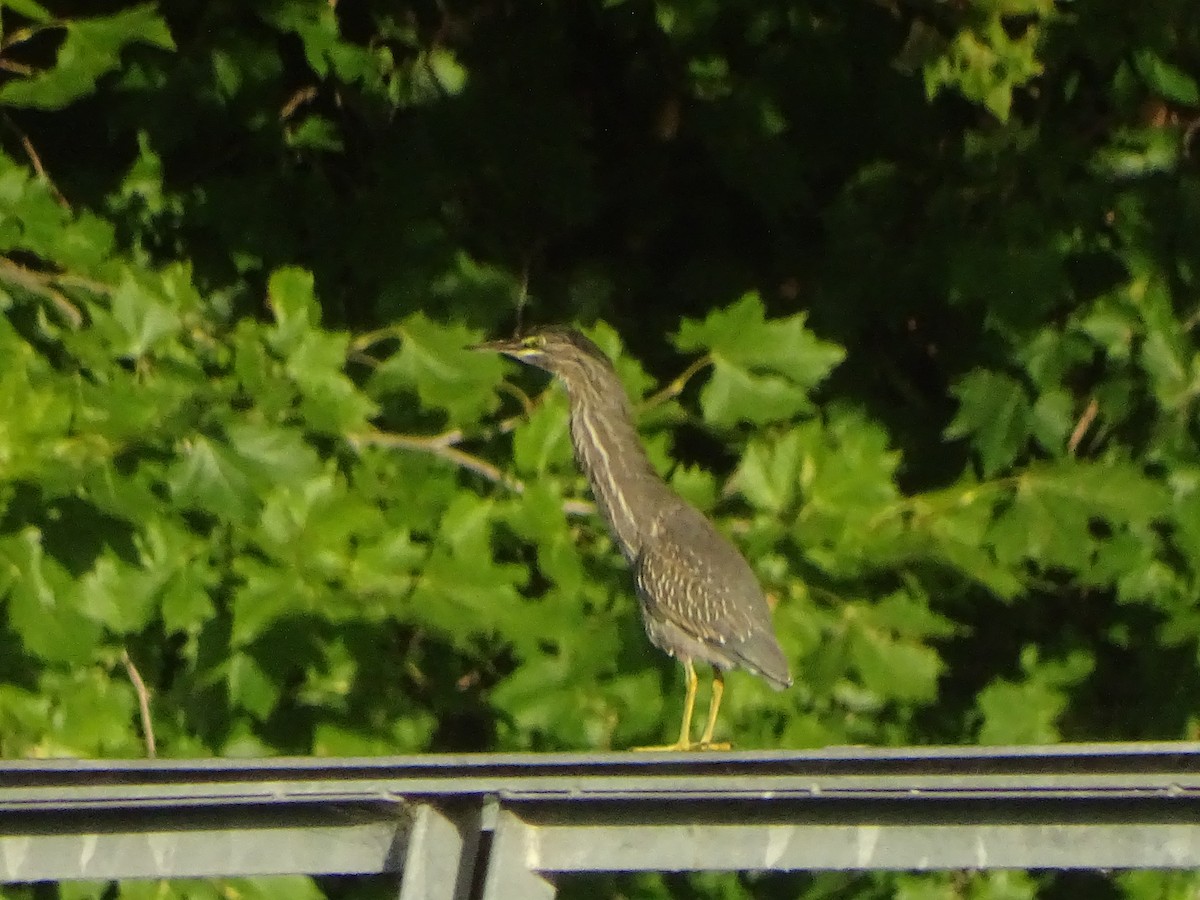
733;631;792;690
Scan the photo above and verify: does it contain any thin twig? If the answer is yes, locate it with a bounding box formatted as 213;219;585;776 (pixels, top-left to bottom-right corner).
0;256;83;328
497;381;536;421
1;22;49;53
641;353;714;409
280;85;318;121
348;428;596;517
54;271;114;295
1067;397;1099;456
349;345;716;520
350;324;406;353
121;649;157;759
0;59;33;76
562;497;596;516
3;113;69;209
425;427;466;447
349;429;522;490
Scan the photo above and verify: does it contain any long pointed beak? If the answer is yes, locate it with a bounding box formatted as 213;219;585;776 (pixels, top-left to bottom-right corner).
467;337;522;353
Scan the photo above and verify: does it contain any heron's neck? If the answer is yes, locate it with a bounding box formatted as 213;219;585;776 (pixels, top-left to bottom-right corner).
564;381;668;563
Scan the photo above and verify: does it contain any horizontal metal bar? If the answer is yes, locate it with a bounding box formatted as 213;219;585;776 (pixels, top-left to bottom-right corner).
4;743;1200;888
4;742;1200;786
2;743;1199;811
480;794;1200;896
0;803;404;882
529;815;1200;871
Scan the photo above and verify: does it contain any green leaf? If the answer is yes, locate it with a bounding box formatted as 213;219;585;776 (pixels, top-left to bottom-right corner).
0;5;174;109
2;0;52;22
268;266;321;344
988;462;1168;571
1030;388;1074;452
42;669;138;755
870;589;959;639
226;650;281;720
107;272;183;357
286;330;379;432
286;115;344;153
117;879;222;900
988;477;1093;570
913;487;1025;599
405;494;528;649
966;871;1039;900
734;430;803;514
921;16;1044;121
699;359;812;427
135;517;217;633
511;394;573;475
977;677;1064;744
1026;461;1170;526
1118;871;1200;900
225;421;322;483
585;320;658;401
675;292;845;388
77;550;165;633
0;528;100;663
214;878;326;900
675;292;843;426
1141;325;1193;409
976;647;1092;744
503;482;586;597
231;558;316;646
422;47;469;95
1093;126;1186;178
895;874;959;900
848;614;943;702
259;1;340;77
670;464;717;510
344;528;424;603
168;435;260;523
803;409;901;521
1133;49;1200;105
370;313;506;425
946;370;1032;476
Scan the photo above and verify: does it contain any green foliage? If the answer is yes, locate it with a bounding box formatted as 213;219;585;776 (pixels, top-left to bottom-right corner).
976;646;1093;744
0;0;1198;898
675;293;845;426
0;5;173;110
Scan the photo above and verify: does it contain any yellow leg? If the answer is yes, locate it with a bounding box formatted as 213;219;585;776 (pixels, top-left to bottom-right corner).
677;658;698;746
698;668;730;749
633;660;730;751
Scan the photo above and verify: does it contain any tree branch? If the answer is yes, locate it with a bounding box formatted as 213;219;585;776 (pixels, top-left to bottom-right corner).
121;649;157;759
348;427;596;517
3;113;69;209
1067;397;1099;456
349;348;716;519
641;353;713;409
349;428;520;489
0;256;83;328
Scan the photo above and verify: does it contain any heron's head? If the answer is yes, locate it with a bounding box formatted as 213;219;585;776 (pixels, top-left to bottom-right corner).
470;326;613;383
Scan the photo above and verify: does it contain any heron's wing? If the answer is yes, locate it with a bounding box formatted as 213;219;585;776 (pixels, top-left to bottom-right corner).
634;502;791;687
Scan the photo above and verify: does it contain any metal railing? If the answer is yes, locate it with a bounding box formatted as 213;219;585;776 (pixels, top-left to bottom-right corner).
2;742;1200;899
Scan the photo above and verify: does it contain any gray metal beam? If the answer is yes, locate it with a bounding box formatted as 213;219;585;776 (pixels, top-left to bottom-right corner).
4;742;1200;810
396;801;482;900
0;802;403;882
482;808;556;900
500;797;1200;874
2;743;1200;895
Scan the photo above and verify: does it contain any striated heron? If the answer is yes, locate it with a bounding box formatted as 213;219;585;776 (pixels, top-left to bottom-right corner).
471;327;792;750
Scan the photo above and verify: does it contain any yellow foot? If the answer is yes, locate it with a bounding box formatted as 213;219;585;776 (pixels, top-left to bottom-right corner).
631;740;732;752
